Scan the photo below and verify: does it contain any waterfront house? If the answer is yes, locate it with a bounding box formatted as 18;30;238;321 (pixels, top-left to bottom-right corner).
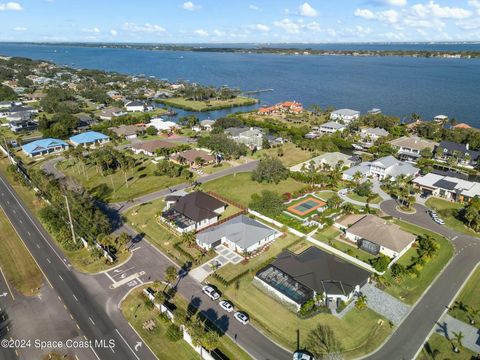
314;121;347;135
255;246;370;310
330;109;360;124
389;136;438;163
435;141;480;167
22;138;69;157
126;100;148;112
69;131;110;148
413;173;480;202
161;191;226;233
148;118;179;132
368;108;382;115
200;119;215;131
343;155;419;181
341;215;416;259
225;127;264;150
358;127;389;148
99;107;127;120
196;215;281;253
434;114;449;123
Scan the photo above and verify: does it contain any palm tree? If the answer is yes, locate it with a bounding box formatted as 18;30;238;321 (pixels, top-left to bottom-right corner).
451;330;464;353
181;231;196;247
467;306;479;325
164;265;178;289
355;294;368;311
305;324;343;359
352;171;363;185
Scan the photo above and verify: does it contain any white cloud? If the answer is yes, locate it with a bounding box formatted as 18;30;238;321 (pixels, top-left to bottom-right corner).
247;24;270;32
298;2;318;17
305;21;321;31
248;4;260;11
354;9;375;19
212;29;226;36
385;0;407;6
0;2;23;11
122;22;166;33
110;29;118;37
82;27;100;33
13;26;27;31
182;1;201;11
273;18;301;34
412;1;471;19
194;29;209;37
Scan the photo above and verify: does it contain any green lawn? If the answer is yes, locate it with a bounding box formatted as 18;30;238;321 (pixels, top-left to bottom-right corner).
199;162;231;175
381;220;454;304
316;190;336;201
125;198;217;266
208;274;390;358
347;192;383;205
252;143;314;167
425;197;477;236
160;97;258;112
200;172;306;207
0;208;43;296
417;333;476;360
121;285;252;360
59;157;186;203
448;265;480;325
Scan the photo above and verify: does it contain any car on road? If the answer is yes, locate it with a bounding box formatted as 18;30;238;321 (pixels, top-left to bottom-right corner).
433;217;445;225
219;300;234;312
202;285;220;301
234;311;249;325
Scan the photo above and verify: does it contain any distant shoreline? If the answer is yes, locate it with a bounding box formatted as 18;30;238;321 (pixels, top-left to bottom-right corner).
2;42;480;59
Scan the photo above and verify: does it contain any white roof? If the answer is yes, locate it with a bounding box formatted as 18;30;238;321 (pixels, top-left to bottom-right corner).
332;109;360;116
320;121;346;129
414;173;480;198
149;118;179;130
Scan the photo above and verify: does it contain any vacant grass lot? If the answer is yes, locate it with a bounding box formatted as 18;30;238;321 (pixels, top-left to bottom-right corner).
200;172;306;207
252;143;314;167
208;273;390;358
417;333;476;360
448;265;480;325
59;157;186;203
121;285;252;360
382;220;454;304
425;197;477;236
0;208;43;296
160;97;257;111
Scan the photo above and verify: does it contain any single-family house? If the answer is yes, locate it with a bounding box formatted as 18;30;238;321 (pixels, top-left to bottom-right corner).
74;114;97;131
196;215;281;253
358;127;389;148
22;138;69;157
131;139;179;156
368;108;382;115
290;152;355;172
69;131;110;147
225;127;264;150
148;118;179;132
256;246;370;310
200;119;215;132
109;125;145;140
389;136;438;163
161;191;226;233
99;107;127;120
413;173;480;202
313;121;347;135
170;149;214;167
341;215;416;259
330;109;360;124
125;100;147;112
435;141;480;167
434;114;448;123
343;155;419;181
9;119;38;133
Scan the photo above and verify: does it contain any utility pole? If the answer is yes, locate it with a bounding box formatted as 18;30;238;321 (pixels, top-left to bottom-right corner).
64;195;76;244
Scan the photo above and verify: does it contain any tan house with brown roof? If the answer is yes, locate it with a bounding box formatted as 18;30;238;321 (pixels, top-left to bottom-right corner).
342;215;416;259
171;149;214;167
389;136;438;163
109;125;145;139
131;139;178;156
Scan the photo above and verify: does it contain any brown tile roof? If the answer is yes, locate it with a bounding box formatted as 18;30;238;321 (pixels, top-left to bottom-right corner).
132;139;178;153
171;149;214;163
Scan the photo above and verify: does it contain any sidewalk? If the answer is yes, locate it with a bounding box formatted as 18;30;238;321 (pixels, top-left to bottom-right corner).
435;313;480;353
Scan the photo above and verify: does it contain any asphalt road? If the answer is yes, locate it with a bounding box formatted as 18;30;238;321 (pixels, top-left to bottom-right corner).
364;200;480;360
0;173;157;360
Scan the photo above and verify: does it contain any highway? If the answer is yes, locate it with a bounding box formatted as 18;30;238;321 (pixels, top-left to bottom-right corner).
0;172;157;360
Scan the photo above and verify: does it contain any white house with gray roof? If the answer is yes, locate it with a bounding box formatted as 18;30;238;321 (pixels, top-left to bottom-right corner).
314;121;347;135
330;109;360;124
343;155;419;181
225;127;264;149
196;215;281;253
359;127;389;148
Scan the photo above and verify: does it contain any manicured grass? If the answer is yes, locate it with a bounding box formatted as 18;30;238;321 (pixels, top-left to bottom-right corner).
121;286;201;360
252;143;314;167
208;274;391;358
200;172;306;207
199;162;231;175
417;333;476;360
213;232;298;282
347;192;383;205
66;247;131;274
59;157;186;203
0;208;43;296
448;265;480;325
425;197;477;236
316;190;336;201
125;198;216;266
381;220;454;304
160;97;258;112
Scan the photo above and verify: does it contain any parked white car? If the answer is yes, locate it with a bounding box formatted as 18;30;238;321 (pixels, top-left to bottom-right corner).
233;311;249;325
433;217;445;225
202;285;220;301
219;300;234;312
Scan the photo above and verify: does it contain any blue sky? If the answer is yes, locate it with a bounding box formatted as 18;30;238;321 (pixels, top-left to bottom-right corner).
1;0;480;43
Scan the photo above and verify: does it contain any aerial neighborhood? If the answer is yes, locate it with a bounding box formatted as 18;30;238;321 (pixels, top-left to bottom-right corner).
1;55;480;360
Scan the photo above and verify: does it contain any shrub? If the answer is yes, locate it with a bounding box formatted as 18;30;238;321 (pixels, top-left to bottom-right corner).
166;324;183;342
369;254;391;272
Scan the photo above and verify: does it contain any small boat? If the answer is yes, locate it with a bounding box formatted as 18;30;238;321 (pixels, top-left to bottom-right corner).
165;109;178;116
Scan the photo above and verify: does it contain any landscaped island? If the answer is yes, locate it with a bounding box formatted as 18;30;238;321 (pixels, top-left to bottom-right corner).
158;96;258;112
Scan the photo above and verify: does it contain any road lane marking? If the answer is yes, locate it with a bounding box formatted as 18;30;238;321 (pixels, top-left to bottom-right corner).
46;258;51;264
0;266;15;301
89;317;95;325
58;274;63;281
70;314;74;320
73;294;78;301
36;243;40;248
76;323;80;330
115;329;141;360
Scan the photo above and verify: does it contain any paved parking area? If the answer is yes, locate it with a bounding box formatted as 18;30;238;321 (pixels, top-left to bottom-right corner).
361;283;410;325
216;244;243;264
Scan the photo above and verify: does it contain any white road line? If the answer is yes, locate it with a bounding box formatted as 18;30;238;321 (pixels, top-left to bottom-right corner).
19;219;22;224
0;267;15;301
89;317;95;325
115;329;141;360
89;346;101;360
36;243;40;248
27;231;31;236
110;347;115;353
46;258;51;264
73;294;78;302
58;274;64;281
